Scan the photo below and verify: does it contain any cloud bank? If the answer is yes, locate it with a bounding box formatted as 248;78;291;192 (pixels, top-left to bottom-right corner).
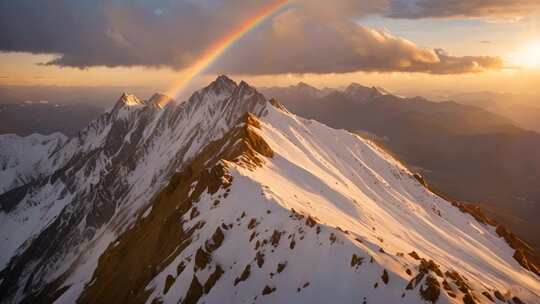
0;0;507;75
386;0;540;20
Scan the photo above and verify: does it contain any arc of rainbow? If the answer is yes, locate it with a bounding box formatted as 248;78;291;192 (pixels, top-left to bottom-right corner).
165;0;291;98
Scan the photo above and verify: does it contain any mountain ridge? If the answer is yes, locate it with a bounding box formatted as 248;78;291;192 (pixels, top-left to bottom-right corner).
0;76;538;304
260;81;540;254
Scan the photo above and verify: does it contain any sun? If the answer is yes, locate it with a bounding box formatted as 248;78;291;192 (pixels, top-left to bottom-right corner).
509;40;540;68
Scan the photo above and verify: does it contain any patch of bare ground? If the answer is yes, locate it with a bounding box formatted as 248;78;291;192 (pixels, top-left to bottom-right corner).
262;285;276;295
350;254;364;268
234;264;251;286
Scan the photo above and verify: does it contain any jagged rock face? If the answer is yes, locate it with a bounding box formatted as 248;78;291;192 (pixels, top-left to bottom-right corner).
0;76;539;304
0;76;267;303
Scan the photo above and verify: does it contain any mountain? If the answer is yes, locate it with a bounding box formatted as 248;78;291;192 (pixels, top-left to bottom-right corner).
259;82;333;113
0;102;104;137
0;132;67;194
0;76;538;304
343;83;388;101
262;83;540;254
445;92;540;133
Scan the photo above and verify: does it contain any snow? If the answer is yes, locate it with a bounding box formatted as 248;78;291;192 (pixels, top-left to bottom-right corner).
0;132;67;194
1;76;538;303
0;77;269;303
254;106;539;298
140;103;539;303
0;179;73;269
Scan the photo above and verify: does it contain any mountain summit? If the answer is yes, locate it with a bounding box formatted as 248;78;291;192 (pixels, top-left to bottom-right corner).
0;76;538;304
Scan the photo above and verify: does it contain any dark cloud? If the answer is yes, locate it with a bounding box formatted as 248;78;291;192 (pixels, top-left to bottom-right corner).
0;0;266;68
386;0;540;20
0;0;502;75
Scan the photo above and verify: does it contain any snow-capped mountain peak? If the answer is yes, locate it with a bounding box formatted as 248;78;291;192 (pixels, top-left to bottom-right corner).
344;83;384;101
148;93;174;109
119;92;145;107
0;76;538;304
206;74;238;96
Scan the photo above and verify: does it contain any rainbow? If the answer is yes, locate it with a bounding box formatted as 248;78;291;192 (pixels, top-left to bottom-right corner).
165;0;291;98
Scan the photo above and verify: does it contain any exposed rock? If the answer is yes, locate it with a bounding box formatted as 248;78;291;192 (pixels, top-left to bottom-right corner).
270;230;282;247
444;270;470;293
305;216;317;227
177;262;186;276
406;273;425;290
409;251;421;260
203;265;224;294
268;98;289;113
262;285;276;295
329;233;337;244
164;275;175;294
205;227;225;253
248;218;258;230
182;275;203;304
481;291;494;302
442;280;452;291
463;293;476;304
234;265;251;286
494;290;505;301
381;269;389;284
194;248;211;271
419;275;440;303
419;259;443;277
351;254;364;268
277;262;287;273
413;173;428;187
256;251;265;268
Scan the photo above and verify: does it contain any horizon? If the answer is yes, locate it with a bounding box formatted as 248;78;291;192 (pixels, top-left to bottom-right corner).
1;75;539;106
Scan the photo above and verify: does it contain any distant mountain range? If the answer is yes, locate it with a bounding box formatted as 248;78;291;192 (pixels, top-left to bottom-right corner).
260;83;540;253
1;76;537;303
445;91;540;133
0;103;104;136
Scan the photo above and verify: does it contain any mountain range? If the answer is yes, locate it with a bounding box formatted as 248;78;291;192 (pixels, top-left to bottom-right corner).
0;76;538;303
260;83;540;253
0;103;104;137
445;92;540;134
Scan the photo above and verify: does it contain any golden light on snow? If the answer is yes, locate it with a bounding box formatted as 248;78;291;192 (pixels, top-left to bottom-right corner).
509;40;540;69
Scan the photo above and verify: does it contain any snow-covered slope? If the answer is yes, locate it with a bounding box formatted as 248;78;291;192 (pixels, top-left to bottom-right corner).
0;76;538;304
0;132;67;194
0;76;267;302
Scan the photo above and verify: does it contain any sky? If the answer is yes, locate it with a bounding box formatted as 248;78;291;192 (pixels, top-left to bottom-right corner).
0;0;539;99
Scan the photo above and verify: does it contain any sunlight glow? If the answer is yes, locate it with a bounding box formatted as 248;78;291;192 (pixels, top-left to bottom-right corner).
509;40;540;68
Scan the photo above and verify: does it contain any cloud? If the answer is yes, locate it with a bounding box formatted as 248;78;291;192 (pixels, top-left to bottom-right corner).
0;0;502;75
213;10;503;75
386;0;540;20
